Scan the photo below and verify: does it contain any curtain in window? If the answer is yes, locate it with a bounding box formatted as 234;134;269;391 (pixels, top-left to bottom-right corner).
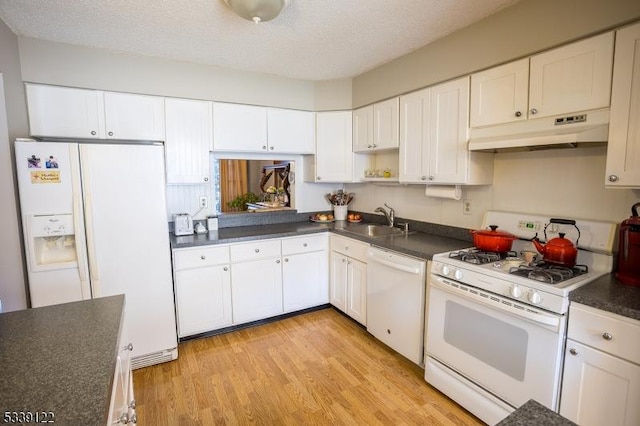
220;160;248;212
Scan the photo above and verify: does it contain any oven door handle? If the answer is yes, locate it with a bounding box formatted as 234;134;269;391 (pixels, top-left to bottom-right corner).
431;277;562;329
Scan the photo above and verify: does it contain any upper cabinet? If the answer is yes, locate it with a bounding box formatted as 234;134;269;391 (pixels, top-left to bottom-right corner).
26;84;165;141
353;98;399;152
400;77;493;185
605;22;640;188
305;111;355;183
470;32;614;128
212;102;314;154
164;98;212;185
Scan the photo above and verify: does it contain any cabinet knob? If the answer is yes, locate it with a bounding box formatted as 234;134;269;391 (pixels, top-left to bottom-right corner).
123;343;134;351
108;131;114;136
223;266;228;271
373;144;377;148
303;243;308;247
128;399;136;409
118;413;129;424
254;248;260;253
204;177;209;182
344;246;349;250
276;259;281;264
129;413;137;424
608;175;619;182
515;111;522;117
569;348;578;356
367;144;373;149
91;130;97;136
530;108;538;115
284;258;289;262
342;258;346;263
262;145;267;150
317;176;321;180
602;332;613;341
269;146;274;150
428;176;434;181
201;255;206;260
421;176;427;181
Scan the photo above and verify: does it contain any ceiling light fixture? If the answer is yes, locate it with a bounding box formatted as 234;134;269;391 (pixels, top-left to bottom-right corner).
224;0;289;24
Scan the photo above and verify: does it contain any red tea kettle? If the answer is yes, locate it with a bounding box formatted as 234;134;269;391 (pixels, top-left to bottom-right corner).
532;218;580;267
616;202;640;286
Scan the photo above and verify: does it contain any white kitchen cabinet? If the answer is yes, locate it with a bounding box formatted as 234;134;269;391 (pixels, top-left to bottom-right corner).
26;83;165;141
305;111;357;183
164;98;213;184
173;245;232;337
26;84;103;139
329;235;368;325
560;303;640;426
353;98;399;152
399;77;493;184
281;234;329;312
230;239;283;324
470;59;530;128
212;102;268;152
605;22;640;188
103;91;165;141
469;32;614;128
108;311;136;425
267;108;315;154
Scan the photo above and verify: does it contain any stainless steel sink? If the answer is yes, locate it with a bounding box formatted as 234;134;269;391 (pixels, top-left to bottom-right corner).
341;223;412;238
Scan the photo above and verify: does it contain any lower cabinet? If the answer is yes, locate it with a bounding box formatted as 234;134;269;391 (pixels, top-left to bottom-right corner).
108;312;136;425
329;235;368;325
560;303;640;426
231;257;284;324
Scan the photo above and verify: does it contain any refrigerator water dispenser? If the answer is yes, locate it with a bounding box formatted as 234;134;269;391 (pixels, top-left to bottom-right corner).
27;214;78;271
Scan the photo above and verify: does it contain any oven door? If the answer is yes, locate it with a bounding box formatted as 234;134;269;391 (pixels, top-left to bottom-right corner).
426;274;566;411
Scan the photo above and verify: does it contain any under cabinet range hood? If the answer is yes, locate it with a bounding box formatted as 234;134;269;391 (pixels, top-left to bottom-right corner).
468;108;610;152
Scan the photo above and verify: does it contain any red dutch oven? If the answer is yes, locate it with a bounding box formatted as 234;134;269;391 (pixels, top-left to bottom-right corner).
470;225;518;253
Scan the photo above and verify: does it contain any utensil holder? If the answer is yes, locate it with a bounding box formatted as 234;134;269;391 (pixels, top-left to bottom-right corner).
334;205;348;221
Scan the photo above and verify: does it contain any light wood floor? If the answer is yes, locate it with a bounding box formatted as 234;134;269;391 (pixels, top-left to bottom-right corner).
133;307;482;425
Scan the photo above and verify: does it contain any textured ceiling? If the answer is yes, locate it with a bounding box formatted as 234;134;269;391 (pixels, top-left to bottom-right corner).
0;0;520;81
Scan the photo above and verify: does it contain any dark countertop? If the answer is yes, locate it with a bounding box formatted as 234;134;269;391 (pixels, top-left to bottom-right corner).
497;399;576;426
170;220;473;261
0;295;125;426
570;273;640;321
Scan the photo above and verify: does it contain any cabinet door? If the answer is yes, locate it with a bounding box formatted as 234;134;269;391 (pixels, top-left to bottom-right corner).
315;111;354;182
213;102;268;152
560;339;640;426
26;84;103;138
399;88;430;183
428;77;470;184
282;250;328;312
329;251;348;312
165;98;212;184
606;22;640;187
174;265;232;337
103;92;165;141
347;258;367;326
267;108;315;154
231;257;283;324
353;105;373;152
529;32;614;119
470;58;529;127
373;97;399;150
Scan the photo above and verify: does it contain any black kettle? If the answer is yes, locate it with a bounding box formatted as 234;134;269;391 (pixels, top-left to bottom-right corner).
616;202;640;286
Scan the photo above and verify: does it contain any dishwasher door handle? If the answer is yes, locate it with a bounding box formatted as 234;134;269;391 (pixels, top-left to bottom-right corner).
369;255;422;274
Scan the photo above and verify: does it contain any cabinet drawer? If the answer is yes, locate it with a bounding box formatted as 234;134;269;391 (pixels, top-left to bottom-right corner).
282;234;327;255
173;245;230;270
231;239;281;262
568;303;640;364
330;235;369;262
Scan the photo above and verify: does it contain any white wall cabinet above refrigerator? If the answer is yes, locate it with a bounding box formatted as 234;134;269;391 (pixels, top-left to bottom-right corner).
26;83;165;141
470;31;614;128
353;97;399;152
399;77;493;185
212;102;314;154
605;21;640;188
164;98;212;185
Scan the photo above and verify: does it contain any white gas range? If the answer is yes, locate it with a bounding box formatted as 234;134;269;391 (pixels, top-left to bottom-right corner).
425;211;617;425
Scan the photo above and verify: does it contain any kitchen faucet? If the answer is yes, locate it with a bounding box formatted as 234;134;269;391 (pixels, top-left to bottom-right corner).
375;203;395;227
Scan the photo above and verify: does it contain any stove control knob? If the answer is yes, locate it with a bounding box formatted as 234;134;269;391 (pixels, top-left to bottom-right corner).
528;290;542;305
442;265;451;276
454;269;464;280
510;285;522;298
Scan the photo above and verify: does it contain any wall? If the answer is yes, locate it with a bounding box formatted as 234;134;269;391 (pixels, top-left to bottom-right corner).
348;0;640;228
0;18;29;311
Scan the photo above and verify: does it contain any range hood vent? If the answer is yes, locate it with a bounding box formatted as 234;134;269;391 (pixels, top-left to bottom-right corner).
468;108;609;152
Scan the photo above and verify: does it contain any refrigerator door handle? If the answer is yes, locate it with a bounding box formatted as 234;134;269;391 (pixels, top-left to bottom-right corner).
80;146;101;297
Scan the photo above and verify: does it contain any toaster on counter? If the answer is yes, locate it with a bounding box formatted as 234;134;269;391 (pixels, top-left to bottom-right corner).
173;213;193;236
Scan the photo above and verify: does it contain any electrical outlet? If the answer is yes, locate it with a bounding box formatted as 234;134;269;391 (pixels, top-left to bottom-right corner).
199;197;208;208
463;199;472;215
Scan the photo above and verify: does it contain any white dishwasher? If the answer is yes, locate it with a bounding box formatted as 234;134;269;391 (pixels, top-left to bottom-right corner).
366;246;427;365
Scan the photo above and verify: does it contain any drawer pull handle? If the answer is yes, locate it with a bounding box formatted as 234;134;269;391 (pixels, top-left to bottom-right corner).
569;348;578;356
255;248;260;253
303;243;308;247
602;332;613;341
201;255;206;260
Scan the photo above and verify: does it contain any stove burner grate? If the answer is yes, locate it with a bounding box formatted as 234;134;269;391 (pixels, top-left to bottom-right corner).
449;249;517;265
509;262;589;284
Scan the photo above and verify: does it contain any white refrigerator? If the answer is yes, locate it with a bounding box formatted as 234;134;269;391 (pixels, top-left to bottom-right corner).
15;139;178;368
